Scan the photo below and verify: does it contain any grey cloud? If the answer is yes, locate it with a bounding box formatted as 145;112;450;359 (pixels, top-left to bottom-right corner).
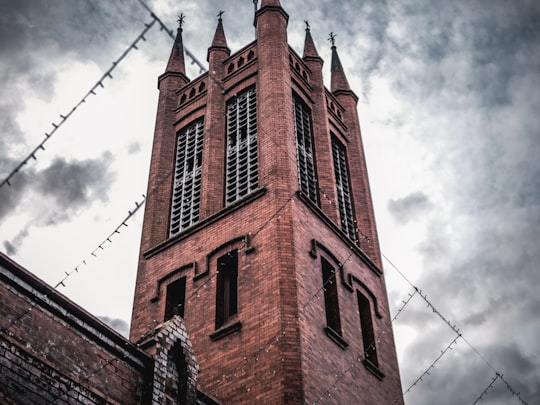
3;241;16;256
1;227;29;256
388;191;433;224
127;142;141;155
37;154;113;208
1;153;114;228
98;315;129;338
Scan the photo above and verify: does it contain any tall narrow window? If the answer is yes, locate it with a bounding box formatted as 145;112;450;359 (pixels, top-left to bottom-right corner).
226;87;258;205
170;119;204;236
165;342;188;403
331;135;357;243
357;291;378;367
164;277;187;321
322;257;341;334
293;95;318;204
216;250;238;328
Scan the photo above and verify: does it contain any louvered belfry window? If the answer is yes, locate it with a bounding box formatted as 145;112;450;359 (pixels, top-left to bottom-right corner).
293;95;318;205
169;119;204;236
331;134;357;243
225;87;258;205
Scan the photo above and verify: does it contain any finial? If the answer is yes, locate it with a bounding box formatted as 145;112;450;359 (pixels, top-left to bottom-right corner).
217;10;225;21
177;13;185;29
304;20;310;32
328;32;336;47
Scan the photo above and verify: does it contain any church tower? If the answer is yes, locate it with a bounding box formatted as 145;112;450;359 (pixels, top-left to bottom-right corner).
130;1;404;403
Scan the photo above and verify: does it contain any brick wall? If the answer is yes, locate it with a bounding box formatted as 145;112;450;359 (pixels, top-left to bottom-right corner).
0;253;153;404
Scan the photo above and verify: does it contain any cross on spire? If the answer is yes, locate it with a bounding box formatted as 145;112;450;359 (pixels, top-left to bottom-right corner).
177;13;185;29
217;10;225;20
328;32;336;47
304;20;310;32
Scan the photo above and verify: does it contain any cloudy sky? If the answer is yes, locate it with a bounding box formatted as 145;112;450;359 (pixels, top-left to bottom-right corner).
1;0;539;403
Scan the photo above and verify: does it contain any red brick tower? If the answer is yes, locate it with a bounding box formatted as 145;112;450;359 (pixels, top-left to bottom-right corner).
130;1;404;403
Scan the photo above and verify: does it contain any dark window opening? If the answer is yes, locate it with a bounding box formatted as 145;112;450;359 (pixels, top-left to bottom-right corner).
165;341;188;403
164;277;187;321
357;291;378;367
216;250;239;329
322;257;341;334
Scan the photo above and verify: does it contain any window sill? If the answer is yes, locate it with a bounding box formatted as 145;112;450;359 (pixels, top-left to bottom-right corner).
324;327;348;350
144;188;266;259
363;359;384;380
210;321;242;342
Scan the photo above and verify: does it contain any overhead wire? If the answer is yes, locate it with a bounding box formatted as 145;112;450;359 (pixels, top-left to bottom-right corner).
0;18;157;190
472;373;501;405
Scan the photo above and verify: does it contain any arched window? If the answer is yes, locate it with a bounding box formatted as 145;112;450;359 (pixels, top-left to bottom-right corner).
164;341;188;403
357;290;378;367
216;250;238;328
321;257;341;335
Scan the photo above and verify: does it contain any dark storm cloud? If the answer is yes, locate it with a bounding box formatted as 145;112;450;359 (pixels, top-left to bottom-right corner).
0;0;148;63
36;154;113;210
388;191;433;224
1;154;114;254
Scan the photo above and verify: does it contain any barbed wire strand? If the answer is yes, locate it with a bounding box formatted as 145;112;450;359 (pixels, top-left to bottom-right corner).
0;18;157;190
472;373;501;405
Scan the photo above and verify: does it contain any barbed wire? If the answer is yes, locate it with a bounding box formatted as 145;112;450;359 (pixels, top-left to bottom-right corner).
473;373;501;405
53;195;146;289
0;18;157;190
396;334;462;403
381;255;529;404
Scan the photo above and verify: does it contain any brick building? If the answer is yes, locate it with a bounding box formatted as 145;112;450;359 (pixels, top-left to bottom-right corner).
0;1;404;404
131;0;404;403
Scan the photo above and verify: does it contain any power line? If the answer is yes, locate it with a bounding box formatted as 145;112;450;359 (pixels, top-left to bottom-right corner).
0;18;157;190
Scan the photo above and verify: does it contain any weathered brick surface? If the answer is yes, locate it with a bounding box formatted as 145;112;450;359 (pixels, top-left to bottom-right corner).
131;2;403;404
0;254;152;404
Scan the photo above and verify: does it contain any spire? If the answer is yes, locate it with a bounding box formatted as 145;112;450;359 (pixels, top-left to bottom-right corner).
207;11;230;61
302;21;320;60
165;13;186;75
329;32;351;92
